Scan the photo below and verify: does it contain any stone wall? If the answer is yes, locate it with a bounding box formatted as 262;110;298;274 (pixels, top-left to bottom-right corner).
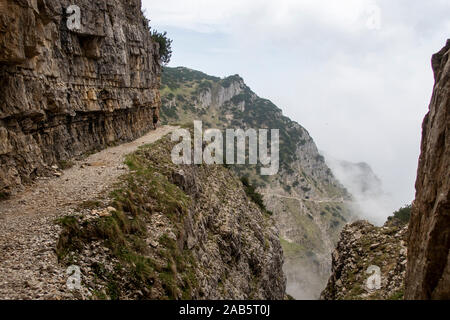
0;0;161;196
321;219;407;300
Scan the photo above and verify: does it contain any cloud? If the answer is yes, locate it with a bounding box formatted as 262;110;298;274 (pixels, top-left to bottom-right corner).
324;155;397;226
142;0;450;221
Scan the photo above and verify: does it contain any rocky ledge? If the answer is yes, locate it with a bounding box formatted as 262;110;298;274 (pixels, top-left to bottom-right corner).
55;133;286;299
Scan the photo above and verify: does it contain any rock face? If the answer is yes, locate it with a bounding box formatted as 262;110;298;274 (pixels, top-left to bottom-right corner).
56;135;286;299
0;0;161;196
321;219;408;300
405;40;450;300
160;67;356;299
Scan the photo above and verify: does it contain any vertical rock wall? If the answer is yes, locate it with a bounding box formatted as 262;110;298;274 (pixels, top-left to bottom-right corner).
405;40;450;300
0;0;161;196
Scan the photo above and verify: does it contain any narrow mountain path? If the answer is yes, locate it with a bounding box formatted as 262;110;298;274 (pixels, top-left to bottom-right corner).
0;126;177;299
261;193;346;204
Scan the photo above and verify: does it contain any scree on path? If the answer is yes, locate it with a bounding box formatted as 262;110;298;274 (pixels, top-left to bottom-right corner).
0;125;178;300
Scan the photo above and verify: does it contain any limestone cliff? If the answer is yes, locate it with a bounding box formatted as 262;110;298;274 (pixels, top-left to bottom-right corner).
0;0;161;196
325;157;392;225
160;67;356;299
405;40;450;300
56;133;286;299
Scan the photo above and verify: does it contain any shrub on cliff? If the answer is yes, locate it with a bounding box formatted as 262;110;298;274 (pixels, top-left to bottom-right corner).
240;176;272;215
151;30;173;65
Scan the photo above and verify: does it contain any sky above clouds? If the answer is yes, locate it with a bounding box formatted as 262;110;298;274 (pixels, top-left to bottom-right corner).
142;0;450;221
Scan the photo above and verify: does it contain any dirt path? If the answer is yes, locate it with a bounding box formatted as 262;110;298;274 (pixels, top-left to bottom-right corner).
261;193;346;204
0;126;177;299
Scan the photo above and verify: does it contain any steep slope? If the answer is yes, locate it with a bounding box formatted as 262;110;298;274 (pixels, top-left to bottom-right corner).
160;66;356;299
405;40;450;299
320;218;407;300
0;0;161;197
0;126;176;299
56;132;286;299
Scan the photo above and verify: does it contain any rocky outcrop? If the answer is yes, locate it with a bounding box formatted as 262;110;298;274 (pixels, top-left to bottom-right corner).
405;40;450;300
0;0;161;196
321;219;407;300
56;134;286;299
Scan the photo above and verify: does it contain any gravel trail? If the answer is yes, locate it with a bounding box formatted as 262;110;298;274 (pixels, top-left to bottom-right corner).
0;126;177;299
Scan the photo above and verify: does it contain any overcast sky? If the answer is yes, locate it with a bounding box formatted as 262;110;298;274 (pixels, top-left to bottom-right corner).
142;0;450;220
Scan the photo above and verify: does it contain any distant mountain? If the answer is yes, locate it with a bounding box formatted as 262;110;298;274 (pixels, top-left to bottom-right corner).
325;156;394;226
160;66;357;299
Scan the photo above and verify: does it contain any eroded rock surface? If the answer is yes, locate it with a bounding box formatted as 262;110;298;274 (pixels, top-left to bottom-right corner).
0;0;161;196
405;40;450;300
321;219;407;300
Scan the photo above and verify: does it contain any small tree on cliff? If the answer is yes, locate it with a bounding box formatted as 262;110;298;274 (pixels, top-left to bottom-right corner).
151;30;173;65
388;204;412;225
392;204;412;224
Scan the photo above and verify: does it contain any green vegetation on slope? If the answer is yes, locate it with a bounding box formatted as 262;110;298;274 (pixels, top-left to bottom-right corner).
162;67;219;90
56;132;282;299
240;176;273;215
160;67;315;174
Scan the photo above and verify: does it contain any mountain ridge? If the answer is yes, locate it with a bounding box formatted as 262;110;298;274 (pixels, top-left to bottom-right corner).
160;66;357;299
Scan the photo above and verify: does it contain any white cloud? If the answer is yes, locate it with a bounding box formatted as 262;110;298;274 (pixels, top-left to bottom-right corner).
144;0;383;34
